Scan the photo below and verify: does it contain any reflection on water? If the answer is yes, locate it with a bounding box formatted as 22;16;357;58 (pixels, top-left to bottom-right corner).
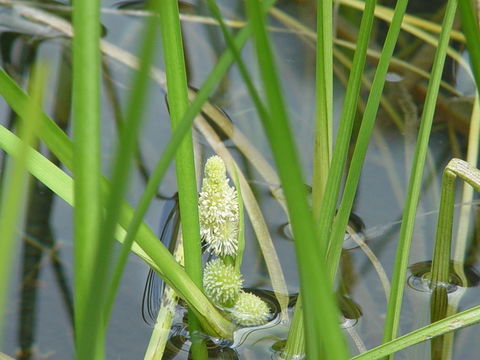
142;196;180;325
407;260;480;294
159;289;282;359
1;0;480;359
17;178;74;360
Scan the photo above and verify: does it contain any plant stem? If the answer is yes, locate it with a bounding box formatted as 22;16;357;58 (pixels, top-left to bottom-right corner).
158;0;202;290
71;0;102;357
284;295;305;359
103;0;161;323
311;0;333;217
0;66;44;346
158;1;205;358
431;158;480;288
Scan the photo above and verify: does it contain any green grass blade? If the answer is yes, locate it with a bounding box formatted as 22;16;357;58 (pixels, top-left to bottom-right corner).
458;0;480;89
71;0;103;357
432;159;480;287
0;69;73;171
382;0;458;345
284;295;305;358
430;168;456;288
157;2;205;356
311;0;333;216
0;126;73;205
244;1;348;358
353;304;480;360
159;0;202;292
103;2;161;322
317;0;377;255
72;0;101;283
0;66;44;345
326;0;409;280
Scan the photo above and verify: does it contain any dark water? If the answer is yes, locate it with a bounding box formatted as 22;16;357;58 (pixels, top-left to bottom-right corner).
1;0;480;359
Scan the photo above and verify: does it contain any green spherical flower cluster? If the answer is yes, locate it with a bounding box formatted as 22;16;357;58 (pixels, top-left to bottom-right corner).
203;259;243;307
229;292;270;326
199;156;239;257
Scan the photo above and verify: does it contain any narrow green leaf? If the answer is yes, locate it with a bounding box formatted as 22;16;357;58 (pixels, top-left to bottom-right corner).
432;159;480;288
0;68;73;170
284;295;305;358
458;0;480;90
430;168;456;287
71;0;102;356
157;3;205;356
0;66;44;344
158;0;202;292
103;1;161;322
353;304;480;360
311;0;333;217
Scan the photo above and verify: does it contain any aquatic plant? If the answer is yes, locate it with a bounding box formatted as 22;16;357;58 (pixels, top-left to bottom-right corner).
1;0;480;360
200;155;269;324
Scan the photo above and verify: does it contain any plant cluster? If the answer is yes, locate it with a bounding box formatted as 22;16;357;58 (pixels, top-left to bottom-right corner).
199;155;270;326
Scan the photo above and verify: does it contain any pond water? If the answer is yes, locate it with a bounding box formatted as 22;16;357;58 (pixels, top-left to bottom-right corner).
1;0;479;359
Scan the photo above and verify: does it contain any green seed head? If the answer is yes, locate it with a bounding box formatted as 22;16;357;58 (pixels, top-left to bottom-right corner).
230;292;270;326
203;259;243;307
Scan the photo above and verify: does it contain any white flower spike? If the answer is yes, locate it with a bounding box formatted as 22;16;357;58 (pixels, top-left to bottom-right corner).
230;291;270;326
203;259;243;307
199;155;239;257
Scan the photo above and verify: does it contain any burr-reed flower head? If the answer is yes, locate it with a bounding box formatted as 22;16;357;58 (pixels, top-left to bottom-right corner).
199;156;239;257
203;259;243;307
230;291;271;326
